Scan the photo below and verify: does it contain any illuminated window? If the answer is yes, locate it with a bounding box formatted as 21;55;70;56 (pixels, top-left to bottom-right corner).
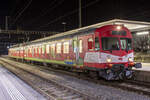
63;42;69;53
25;47;27;54
31;47;33;53
73;40;77;53
88;38;93;51
46;44;50;54
42;45;45;54
79;40;82;53
39;46;41;54
56;43;61;53
51;44;55;54
35;47;37;53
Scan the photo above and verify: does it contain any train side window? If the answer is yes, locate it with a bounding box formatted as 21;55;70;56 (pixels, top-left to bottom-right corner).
35;47;37;54
42;45;45;54
79;40;83;53
31;47;34;54
39;46;41;54
36;47;38;54
51;44;55;55
28;48;30;54
95;37;100;51
88;38;93;51
73;40;77;53
46;44;50;54
56;43;61;53
63;42;69;53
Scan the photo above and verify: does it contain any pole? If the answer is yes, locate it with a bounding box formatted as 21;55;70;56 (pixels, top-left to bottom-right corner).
79;0;82;28
62;22;66;32
5;16;8;30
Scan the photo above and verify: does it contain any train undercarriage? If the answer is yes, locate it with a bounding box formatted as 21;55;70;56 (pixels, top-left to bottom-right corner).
99;63;142;80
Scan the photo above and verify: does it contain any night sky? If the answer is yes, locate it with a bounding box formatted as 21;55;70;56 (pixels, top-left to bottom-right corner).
1;0;150;32
0;0;150;54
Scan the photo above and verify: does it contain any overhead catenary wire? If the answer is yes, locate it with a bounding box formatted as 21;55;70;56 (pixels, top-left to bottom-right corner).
124;8;150;20
38;0;101;29
13;0;33;25
15;0;150;31
28;0;65;25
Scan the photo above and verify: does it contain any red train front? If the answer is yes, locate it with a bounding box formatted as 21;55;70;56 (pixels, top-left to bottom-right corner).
8;24;142;80
84;25;141;80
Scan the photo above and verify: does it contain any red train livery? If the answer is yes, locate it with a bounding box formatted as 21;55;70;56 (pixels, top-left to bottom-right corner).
8;25;141;80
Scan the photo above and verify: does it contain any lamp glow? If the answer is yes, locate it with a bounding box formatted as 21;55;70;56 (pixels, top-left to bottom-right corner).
116;26;121;30
136;31;149;35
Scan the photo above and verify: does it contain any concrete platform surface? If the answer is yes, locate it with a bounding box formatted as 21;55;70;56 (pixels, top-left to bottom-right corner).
0;65;46;100
133;63;150;82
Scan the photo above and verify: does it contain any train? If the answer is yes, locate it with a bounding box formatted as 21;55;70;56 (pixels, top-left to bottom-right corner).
8;24;142;80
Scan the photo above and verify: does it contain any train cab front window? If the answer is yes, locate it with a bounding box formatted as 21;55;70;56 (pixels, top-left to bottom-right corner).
120;39;127;50
102;37;119;50
95;37;100;51
120;38;132;50
127;39;132;50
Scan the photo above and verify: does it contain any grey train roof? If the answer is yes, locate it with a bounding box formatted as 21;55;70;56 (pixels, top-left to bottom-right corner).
11;19;150;48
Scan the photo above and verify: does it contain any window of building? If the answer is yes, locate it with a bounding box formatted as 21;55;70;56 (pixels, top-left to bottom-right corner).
63;42;69;53
56;43;61;53
79;40;83;53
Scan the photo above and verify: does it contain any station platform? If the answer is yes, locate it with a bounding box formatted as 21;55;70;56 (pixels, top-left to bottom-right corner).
134;63;150;71
133;63;150;82
0;65;46;100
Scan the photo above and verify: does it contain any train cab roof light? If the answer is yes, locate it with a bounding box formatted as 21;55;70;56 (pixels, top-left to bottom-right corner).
136;31;149;35
116;26;122;30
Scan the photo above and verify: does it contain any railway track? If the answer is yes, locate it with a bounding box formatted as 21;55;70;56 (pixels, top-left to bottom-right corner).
1;57;150;98
0;58;98;100
27;62;150;96
24;60;150;96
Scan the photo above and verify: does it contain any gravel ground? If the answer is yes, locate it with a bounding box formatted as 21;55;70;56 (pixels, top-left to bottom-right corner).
42;70;150;100
1;58;150;100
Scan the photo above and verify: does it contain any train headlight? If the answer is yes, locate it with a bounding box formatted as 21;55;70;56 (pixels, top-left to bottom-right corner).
128;57;133;62
107;58;112;63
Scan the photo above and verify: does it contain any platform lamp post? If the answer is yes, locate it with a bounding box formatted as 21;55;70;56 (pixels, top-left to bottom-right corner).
62;22;66;32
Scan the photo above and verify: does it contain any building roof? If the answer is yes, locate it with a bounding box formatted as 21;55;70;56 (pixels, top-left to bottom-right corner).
12;19;150;47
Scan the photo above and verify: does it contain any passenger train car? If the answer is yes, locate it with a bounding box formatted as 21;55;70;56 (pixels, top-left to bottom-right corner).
8;24;142;80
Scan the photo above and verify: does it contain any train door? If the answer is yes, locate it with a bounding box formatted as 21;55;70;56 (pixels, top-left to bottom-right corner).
84;34;100;67
72;36;85;66
73;37;80;65
45;44;50;59
78;37;84;66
